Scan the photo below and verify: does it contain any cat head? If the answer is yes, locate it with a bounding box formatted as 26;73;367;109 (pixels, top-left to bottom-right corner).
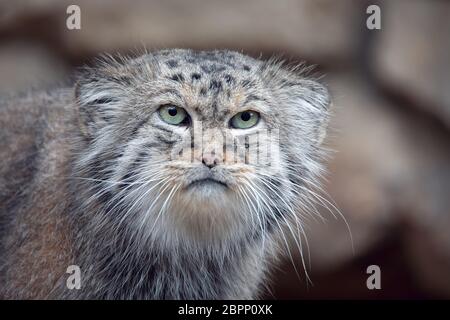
74;49;330;245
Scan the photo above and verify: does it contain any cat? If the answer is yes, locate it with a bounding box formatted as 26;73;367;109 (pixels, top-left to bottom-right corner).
0;49;330;299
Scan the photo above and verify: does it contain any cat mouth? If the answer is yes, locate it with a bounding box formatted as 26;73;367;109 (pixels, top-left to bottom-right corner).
187;178;228;189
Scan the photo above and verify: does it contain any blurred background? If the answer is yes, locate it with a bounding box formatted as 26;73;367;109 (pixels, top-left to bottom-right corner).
0;0;449;299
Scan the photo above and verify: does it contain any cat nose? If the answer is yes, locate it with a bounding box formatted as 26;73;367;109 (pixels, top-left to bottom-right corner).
202;153;220;168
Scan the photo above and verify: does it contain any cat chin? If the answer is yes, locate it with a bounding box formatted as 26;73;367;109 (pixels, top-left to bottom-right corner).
183;181;229;198
131;181;249;244
156;191;248;243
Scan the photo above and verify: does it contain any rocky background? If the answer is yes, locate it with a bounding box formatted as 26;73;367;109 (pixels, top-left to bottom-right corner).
0;0;449;299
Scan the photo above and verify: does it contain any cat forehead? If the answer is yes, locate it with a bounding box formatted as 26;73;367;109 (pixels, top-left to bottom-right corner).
134;50;262;84
134;50;270;121
153;49;260;72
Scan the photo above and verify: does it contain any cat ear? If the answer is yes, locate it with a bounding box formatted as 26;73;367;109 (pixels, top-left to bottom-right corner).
74;54;158;138
280;78;331;145
260;60;331;144
75;72;121;138
298;79;331;145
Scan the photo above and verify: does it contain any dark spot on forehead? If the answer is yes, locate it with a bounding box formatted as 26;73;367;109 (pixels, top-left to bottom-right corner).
166;60;179;68
191;73;201;81
200;87;207;96
209;80;223;93
224;74;235;84
201;64;226;74
243;65;251;71
170;73;184;82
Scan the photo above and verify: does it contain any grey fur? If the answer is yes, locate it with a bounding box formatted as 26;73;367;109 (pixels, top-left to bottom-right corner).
0;49;330;299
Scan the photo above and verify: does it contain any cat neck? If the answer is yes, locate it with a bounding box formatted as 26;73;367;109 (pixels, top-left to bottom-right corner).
69;205;268;299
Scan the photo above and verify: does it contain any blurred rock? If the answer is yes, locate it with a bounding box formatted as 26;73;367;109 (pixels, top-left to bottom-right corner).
373;0;450;127
0;42;67;94
279;71;450;297
1;0;362;66
296;72;410;274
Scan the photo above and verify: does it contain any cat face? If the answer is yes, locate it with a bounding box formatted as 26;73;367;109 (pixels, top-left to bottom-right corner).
74;49;330;244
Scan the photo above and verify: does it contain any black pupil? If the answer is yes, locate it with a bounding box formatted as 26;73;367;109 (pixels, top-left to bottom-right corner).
241;112;251;121
168;107;178;117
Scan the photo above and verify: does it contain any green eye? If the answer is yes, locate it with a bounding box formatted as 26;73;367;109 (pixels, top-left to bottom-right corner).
230;111;260;129
158;105;189;125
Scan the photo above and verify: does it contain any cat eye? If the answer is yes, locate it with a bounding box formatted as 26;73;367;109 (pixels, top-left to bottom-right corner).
158;105;189;125
230;111;260;129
